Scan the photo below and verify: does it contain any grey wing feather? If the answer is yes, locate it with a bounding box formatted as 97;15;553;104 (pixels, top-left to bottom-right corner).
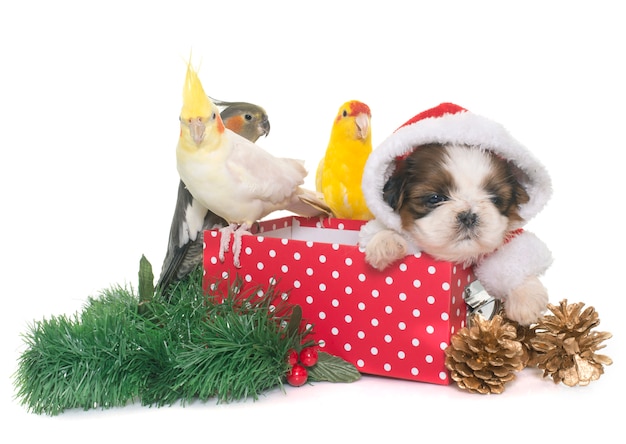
156;180;226;297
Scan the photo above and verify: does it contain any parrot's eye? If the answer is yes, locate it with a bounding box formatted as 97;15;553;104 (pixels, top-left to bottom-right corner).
244;114;252;121
342;110;348;117
212;112;217;120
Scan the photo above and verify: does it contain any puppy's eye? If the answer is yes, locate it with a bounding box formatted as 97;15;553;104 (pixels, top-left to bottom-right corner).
425;194;448;207
490;195;502;206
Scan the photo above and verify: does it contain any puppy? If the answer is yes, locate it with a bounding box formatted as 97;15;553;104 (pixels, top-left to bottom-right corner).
364;143;549;325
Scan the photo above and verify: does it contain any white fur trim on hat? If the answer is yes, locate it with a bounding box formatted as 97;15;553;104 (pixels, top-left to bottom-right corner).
361;103;552;233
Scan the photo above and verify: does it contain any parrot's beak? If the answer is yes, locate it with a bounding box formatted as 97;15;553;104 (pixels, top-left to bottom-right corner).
188;118;206;145
260;117;271;137
355;113;369;140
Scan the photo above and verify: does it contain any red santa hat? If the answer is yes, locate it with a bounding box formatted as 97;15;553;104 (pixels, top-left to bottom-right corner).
361;102;552;234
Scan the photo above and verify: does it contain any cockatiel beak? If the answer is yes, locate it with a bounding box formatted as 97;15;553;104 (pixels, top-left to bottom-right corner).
260;117;271;137
187;117;206;145
355;113;370;140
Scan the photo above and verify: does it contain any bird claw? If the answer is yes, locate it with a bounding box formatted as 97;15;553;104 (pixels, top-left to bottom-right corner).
218;223;251;268
231;223;251;268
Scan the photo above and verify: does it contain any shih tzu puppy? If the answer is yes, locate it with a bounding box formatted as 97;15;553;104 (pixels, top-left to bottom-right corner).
359;103;553;325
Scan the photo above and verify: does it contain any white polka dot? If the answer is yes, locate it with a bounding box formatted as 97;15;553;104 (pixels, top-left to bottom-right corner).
210;256;217;264
371;318;379;327
439;372;448;381
440;342;448;350
332;243;340;250
332;299;339;307
344;343;352;351
453;265;457;273
256;262;264;270
398;351;406;359
442;282;450;291
385;305;393;314
412;338;420;347
412;309;421;317
338;223;345;229
441;312;449;321
371;289;380;298
452;295;456;304
281;293;288;300
345;286;353;295
221;271;229;279
384;334;392;343
358;273;366;282
269;277;276;285
411;368;419;376
293;252;301;260
305;295;313;304
281;265;288;273
425;355;433;363
428;265;436;274
318;339;326;347
344;315;352;323
319;283;326;291
357;331;365;339
385;276;393;285
268;249;276;258
245;246;252;255
399;263;408;271
281;238;289;245
305;241;314;248
268;304;276;312
293;280;301;288
413;279;421;288
371;347;379;355
319;311;326;319
331;270;339;278
357;359;365;367
331;327;339;335
398;322;406;330
257;236;265;242
456;278;461;287
456;308;461;317
414;251;422;258
383;363;392;371
358;302;366;310
306;267;313;276
345;257;353;266
317;254;327;264
426;295;435;304
210;231;218;238
426;325;435;334
398;292;407;301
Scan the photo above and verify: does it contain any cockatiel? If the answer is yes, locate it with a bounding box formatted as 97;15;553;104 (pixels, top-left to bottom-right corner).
176;62;330;268
316;100;374;220
156;100;271;296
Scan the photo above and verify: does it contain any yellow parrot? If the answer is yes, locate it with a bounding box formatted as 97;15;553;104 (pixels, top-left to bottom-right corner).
316;100;374;220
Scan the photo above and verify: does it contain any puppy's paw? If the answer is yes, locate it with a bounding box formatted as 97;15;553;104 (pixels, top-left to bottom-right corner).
365;229;407;270
503;276;549;325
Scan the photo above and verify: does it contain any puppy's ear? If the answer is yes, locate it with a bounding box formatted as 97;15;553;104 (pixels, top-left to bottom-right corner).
383;162;408;211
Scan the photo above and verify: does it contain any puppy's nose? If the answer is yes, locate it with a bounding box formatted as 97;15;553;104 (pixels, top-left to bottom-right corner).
458;211;478;228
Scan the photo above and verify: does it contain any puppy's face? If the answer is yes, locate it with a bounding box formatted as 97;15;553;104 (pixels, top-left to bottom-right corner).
383;144;529;263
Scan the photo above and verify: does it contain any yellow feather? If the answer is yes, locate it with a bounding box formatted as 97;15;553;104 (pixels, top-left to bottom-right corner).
317;100;374;220
181;61;212;120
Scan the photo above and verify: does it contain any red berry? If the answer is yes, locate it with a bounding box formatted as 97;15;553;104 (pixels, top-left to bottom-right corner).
286;364;308;387
299;347;318;367
287;349;298;366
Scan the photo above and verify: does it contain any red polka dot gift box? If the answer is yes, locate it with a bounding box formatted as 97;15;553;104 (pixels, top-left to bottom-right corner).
202;216;475;385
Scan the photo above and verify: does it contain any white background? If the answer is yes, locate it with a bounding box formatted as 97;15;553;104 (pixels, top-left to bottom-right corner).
1;1;623;442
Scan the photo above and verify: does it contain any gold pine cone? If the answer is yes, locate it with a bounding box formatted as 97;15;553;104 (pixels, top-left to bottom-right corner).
529;299;613;386
445;314;526;394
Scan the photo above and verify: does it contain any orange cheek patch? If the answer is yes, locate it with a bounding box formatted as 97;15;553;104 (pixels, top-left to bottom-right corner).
223;115;243;133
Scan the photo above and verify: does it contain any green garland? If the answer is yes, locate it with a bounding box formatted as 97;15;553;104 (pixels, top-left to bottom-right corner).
14;257;360;415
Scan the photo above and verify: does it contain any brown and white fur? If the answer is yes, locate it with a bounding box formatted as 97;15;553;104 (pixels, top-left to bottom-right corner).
364;143;549;325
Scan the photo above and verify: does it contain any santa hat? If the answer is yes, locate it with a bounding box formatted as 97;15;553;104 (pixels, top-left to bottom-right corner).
359;103;553;299
362;102;552;233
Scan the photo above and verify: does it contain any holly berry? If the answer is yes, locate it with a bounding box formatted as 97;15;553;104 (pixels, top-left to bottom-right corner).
299;347;318;367
286;364;308;387
287;349;298;366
